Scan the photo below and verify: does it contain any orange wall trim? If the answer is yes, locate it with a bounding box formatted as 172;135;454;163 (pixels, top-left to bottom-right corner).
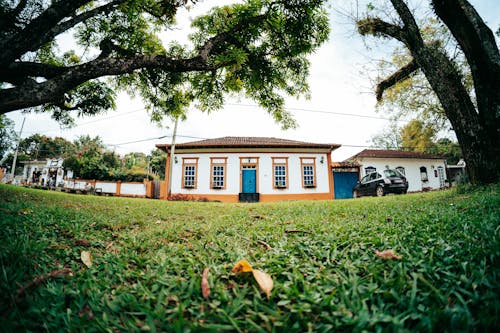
260;193;332;202
169;192;332;203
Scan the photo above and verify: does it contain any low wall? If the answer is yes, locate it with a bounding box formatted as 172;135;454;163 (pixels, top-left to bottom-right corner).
64;179;150;198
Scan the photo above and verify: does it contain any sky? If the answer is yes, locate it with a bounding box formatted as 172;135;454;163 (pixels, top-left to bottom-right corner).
5;0;500;161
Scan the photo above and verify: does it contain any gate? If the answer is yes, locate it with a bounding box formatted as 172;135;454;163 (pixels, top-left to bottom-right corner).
153;180;161;199
334;172;359;199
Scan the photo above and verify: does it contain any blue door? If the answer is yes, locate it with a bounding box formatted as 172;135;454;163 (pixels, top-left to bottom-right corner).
242;169;256;193
334;172;359;199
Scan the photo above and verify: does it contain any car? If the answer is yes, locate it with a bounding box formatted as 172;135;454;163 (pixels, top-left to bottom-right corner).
352;169;408;198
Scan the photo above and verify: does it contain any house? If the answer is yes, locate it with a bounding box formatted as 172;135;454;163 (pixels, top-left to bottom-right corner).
156;137;340;202
21;158;73;187
345;149;448;192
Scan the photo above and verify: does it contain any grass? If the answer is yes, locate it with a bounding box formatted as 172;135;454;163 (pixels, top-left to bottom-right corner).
0;184;499;332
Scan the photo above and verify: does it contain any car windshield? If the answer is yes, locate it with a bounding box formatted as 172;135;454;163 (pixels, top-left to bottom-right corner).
384;169;402;178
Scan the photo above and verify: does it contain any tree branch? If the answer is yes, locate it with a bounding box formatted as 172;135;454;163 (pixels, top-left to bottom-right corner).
376;59;419;101
0;53;234;113
357;18;406;43
0;62;67;81
47;0;126;47
0;0;91;66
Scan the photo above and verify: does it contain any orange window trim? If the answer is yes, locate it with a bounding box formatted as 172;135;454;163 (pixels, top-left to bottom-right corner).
272;157;289;189
210;157;228;190
181;157;199;189
300;157;317;188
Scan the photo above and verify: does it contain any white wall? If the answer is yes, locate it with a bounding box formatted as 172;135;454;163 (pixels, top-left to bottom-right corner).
95;181;117;194
120;183;146;196
358;157;447;192
172;153;331;195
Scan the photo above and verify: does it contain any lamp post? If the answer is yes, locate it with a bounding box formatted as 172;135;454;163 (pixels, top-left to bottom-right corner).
11;117;26;180
167;117;179;198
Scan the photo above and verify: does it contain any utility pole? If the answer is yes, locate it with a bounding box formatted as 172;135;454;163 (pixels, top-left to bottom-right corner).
167;117;179;198
11;117;26;179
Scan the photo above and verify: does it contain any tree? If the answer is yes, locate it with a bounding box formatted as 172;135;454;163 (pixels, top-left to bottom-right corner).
358;0;500;184
400;119;437;153
16;134;76;159
149;148;166;179
0;0;329;128
0;115;15;160
370;121;403;150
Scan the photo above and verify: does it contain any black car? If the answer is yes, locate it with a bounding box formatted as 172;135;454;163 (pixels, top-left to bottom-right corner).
353;169;408;198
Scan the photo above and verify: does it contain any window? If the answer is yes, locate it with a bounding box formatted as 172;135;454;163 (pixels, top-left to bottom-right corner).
272;157;288;189
182;158;198;189
365;166;376;175
420;166;428;182
210;158;227;189
396;166;405;176
301;158;316;188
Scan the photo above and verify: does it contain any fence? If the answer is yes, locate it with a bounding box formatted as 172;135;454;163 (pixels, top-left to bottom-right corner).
63;179;160;198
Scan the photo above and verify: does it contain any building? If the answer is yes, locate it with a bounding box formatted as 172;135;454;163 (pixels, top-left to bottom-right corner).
156;137;340;202
21;158;73;187
345;149;447;192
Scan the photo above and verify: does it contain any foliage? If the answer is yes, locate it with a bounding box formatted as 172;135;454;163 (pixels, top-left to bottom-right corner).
373;18;472;130
370;120;462;164
149;149;166;180
400;119;437;152
17;134;76;159
0;114;16;160
0;184;499;331
0;0;329;130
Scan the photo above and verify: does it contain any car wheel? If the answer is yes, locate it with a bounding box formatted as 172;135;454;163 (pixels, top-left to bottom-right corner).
376;186;384;197
353;190;359;198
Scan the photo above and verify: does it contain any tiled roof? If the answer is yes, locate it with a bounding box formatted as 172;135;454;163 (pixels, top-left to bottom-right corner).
157;137;340;151
331;161;361;168
345;149;444;160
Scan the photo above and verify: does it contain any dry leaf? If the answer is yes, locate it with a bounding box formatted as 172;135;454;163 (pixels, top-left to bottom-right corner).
231;260;253;273
74;239;91;247
105;241;114;251
374;249;402;260
252;269;274;298
201;268;210;299
81;251;92;267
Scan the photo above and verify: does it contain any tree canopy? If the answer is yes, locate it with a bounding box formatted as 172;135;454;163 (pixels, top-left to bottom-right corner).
0;0;329;128
0;114;16;160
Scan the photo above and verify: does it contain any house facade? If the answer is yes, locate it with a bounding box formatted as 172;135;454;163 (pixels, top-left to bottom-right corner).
156;137;340;202
21;158;73;187
346;149;447;192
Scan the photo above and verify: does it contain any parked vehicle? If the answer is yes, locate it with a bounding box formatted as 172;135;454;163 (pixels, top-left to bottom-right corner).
353;169;408;198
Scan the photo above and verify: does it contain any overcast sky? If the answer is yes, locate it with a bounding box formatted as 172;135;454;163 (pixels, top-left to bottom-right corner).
5;0;500;161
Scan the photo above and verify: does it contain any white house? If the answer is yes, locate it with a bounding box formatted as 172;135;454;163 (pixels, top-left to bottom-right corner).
156;137;340;202
21;157;73;187
345;149;448;192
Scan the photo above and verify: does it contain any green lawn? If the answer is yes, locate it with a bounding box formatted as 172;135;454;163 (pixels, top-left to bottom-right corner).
1;184;499;332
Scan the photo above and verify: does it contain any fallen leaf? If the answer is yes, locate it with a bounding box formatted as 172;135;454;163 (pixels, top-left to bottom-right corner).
374;249;402;260
201;268;210;299
285;229;310;234
81;251;92;268
231;259;253;273
74;239;91;247
18;208;33;215
105;241;114;251
252;269;274;299
257;240;271;250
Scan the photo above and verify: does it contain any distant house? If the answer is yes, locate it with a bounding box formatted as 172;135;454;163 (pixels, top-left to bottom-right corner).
21;158;73;187
345;149;447;192
156;137;340;202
